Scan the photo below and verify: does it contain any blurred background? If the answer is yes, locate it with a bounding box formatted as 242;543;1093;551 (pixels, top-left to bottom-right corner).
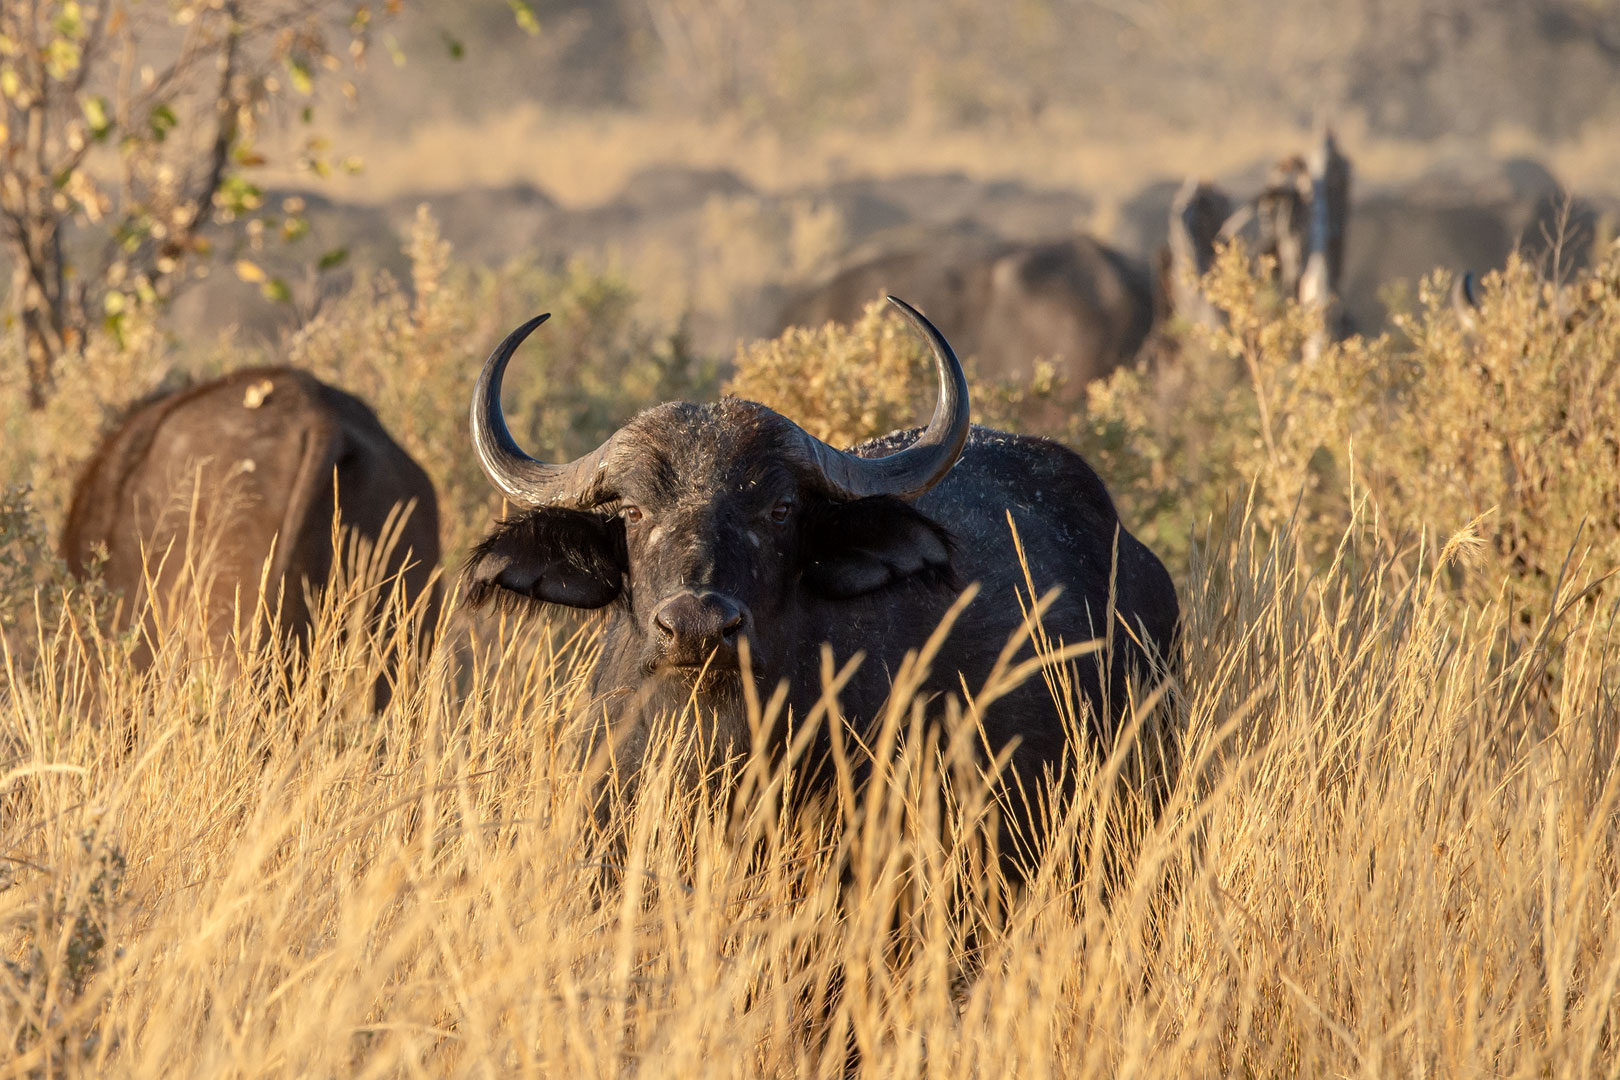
119;0;1620;355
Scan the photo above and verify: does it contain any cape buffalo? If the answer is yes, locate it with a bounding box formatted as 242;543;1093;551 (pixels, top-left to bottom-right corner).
777;237;1156;404
62;367;440;695
464;299;1178;869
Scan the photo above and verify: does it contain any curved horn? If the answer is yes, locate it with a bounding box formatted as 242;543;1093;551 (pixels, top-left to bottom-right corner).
471;313;616;508
790;296;971;501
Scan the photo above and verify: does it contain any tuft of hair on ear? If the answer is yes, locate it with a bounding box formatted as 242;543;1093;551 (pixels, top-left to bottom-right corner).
802;495;956;600
463;507;625;611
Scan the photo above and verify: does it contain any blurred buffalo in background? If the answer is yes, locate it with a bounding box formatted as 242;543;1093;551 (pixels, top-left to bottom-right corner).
61;367;441;702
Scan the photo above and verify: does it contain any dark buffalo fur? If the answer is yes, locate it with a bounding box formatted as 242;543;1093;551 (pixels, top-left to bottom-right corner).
62;366;440;698
465;396;1178;874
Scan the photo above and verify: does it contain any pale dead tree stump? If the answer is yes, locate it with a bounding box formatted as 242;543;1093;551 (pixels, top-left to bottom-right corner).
1148;132;1353;363
1225;129;1353;358
1298;128;1352;358
1139;179;1233;368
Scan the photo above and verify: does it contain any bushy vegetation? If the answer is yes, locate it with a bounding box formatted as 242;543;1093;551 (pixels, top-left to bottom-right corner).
1;218;1618;1076
727;300;935;449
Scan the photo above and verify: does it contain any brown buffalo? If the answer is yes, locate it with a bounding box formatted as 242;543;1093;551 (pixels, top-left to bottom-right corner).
62;366;440;694
777;232;1156;400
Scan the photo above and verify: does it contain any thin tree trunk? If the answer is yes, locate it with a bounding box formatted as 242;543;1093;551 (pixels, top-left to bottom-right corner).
12;219;69;410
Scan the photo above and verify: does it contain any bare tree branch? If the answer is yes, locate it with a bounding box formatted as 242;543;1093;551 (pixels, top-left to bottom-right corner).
0;0;391;407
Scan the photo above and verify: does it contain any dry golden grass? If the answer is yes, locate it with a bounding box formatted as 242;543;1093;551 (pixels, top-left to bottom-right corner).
3;220;1620;1077
2;493;1616;1077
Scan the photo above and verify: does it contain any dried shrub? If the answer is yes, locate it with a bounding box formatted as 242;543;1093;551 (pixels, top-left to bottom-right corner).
1070;240;1620;624
726;299;934;448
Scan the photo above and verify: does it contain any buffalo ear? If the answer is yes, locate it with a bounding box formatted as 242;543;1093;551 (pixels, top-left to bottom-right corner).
803;496;953;600
464;508;624;610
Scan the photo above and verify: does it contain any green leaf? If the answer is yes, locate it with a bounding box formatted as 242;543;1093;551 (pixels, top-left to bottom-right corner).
287;58;313;95
81;94;112;140
441;31;464;60
44;38;81;80
53;2;83;38
115;213;152;252
218;175;264;212
261;278;292;303
317;247;349;271
148;103;178;141
508;0;540;35
103;309;127;345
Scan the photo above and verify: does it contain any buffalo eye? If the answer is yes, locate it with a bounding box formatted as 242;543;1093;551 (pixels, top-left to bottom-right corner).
769;498;792;524
622;505;644;525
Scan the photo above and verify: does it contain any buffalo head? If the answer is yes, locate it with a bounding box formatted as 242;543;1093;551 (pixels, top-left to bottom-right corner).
465;298;970;752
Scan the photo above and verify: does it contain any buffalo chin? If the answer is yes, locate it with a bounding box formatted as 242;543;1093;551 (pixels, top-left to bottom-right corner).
653;659;746;694
603;671;755;774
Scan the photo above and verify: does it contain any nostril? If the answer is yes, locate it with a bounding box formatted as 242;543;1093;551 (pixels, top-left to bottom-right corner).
653;593;750;654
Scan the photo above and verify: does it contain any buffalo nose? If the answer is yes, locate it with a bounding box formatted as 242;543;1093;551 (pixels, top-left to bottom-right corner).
652;592;748;663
